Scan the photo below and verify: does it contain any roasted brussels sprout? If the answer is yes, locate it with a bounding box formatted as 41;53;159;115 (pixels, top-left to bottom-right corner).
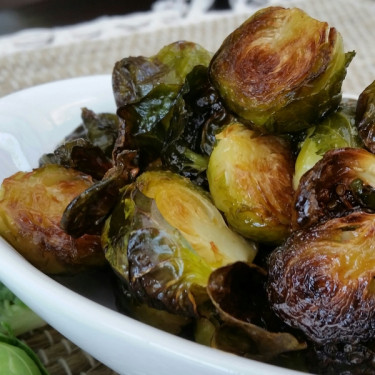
267;211;375;345
207;122;294;244
293;147;375;229
113;40;212;108
209;6;354;134
293;99;362;189
308;340;375;375
207;262;306;361
161;65;232;186
355;80;375;153
103;170;257;316
113;41;212;165
3;6;374;372
0;165;105;274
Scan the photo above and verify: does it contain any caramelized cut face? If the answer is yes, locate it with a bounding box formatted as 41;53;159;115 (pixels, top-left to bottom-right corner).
221;7;330;101
267;212;375;345
0;165;105;274
209;6;349;133
207;122;294;244
137;170;257;267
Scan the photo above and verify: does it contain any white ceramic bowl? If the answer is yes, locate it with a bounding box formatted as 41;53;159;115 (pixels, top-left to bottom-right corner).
0;75;307;375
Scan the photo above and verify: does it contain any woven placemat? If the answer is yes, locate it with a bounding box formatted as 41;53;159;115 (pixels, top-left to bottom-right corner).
0;0;374;98
20;325;119;375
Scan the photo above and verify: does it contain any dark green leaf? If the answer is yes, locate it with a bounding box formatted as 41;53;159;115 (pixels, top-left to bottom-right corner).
117;84;181;159
61;150;139;237
161;65;232;185
81;108;120;158
112;41;212;108
39;138;112;180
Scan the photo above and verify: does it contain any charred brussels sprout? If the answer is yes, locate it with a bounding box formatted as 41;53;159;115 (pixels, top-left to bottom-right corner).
103;170;257;316
206;262;306;361
356;80;375;153
113;41;212;164
293;147;375;229
293;99;362;189
267;211;375;345
0;165;105;274
209;6;354;134
207;122;294;244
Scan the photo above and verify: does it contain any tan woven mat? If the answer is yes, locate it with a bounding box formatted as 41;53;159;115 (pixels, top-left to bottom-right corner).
20;325;118;375
0;0;374;97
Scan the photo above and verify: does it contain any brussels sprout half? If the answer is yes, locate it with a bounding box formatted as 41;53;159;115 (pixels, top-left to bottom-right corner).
103;170;257;316
209;6;354;134
137;171;257;266
293;147;375;229
207;122;294;244
293;98;362;189
0;165;105;274
267;211;375;345
356;80;375;153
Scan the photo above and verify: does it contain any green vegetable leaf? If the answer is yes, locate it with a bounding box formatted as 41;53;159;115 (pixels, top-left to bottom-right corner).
0;283;45;337
0;327;49;375
0;283;48;375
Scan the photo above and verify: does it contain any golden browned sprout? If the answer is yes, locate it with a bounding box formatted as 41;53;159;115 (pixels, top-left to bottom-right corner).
207;122;294;244
0;165;105;274
103;170;257;317
209;6;353;134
